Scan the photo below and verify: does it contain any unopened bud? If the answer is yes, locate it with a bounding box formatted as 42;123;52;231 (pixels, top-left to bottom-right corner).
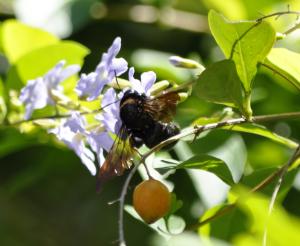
169;56;203;69
149;80;170;95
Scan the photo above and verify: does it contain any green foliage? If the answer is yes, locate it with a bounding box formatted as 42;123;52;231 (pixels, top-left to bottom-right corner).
6;41;89;91
266;48;300;91
1;20;59;63
233;188;300;245
176;154;234;185
0;77;6;122
195;59;244;113
208;10;276;93
221;123;298;149
0;3;300;246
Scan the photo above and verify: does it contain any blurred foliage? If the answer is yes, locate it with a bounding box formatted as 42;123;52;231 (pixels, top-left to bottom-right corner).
0;0;300;246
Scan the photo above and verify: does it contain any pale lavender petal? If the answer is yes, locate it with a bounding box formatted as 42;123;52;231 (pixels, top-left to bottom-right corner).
75;37;127;101
58;64;81;82
19;78;48;120
64;112;86;133
128;67;143;94
49;117;96;175
75;72;106;101
88;131;114;153
111;58;128;76
141;71;156;95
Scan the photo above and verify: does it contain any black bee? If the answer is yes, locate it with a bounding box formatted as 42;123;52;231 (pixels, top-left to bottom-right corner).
96;85;185;190
120;89;180;149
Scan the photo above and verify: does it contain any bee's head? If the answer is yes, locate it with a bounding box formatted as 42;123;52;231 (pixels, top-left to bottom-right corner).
120;89;145;105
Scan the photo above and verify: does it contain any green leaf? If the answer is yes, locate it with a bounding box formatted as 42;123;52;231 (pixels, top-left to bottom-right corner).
6;41;90;91
198;204;248;242
221;123;298;149
241;167;297;202
208;10;276;92
125;205;185;238
233;187;300;246
265;48;300;91
1;20;59;63
176;154;234;185
0;77;7;123
195;59;244;112
0;128;37;158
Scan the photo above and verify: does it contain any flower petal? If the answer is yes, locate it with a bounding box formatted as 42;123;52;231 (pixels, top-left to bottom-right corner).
141;71;156;95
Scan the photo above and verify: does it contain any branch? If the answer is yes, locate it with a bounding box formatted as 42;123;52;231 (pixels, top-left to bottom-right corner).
2;100;120;127
256;10;300;22
118;111;300;245
263;144;300;246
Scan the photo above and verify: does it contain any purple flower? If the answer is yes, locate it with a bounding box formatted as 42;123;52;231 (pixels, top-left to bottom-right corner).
96;88;122;135
90;88;122;163
19;60;81;120
87;130;114;166
75;37;128;101
128;67;156;96
49;112;96;175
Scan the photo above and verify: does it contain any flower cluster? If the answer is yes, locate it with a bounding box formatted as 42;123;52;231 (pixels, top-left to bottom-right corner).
19;37;161;175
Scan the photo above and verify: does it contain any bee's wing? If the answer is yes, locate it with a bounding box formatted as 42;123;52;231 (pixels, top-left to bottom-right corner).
144;81;193;123
144;91;180;123
96;126;135;192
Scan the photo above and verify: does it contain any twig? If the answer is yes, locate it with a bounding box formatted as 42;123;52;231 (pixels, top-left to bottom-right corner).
118;163;140;246
256;10;300;22
118;111;300;245
2;100;120;127
263;145;300;246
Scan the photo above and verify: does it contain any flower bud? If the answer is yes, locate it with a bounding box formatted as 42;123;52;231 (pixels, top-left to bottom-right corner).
169;56;203;69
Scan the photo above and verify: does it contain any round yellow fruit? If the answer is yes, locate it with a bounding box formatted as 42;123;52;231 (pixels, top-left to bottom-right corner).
133;179;171;224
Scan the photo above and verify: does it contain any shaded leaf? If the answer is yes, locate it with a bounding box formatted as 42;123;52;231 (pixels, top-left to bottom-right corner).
198;204;248;242
208;10;276;92
265;48;300;91
241;167;297;202
176;154;234;185
195;59;244;113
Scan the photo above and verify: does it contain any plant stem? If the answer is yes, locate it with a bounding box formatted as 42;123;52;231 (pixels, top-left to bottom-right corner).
263;145;300;246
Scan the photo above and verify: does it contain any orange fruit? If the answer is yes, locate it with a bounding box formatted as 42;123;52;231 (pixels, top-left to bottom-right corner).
133;179;171;224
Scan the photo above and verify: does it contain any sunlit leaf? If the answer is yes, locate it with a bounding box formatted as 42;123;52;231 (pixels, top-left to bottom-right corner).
208;10;276;92
0;77;7;123
265;48;300;91
6;41;90;91
195;59;244;113
221;123;298;149
176;154;234;185
233;187;300;246
1;20;59;63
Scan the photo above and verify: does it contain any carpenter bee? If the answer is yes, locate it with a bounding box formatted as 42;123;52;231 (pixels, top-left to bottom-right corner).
96;84;188;191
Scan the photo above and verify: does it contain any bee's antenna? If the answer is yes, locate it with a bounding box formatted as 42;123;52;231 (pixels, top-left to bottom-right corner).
114;70;121;90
